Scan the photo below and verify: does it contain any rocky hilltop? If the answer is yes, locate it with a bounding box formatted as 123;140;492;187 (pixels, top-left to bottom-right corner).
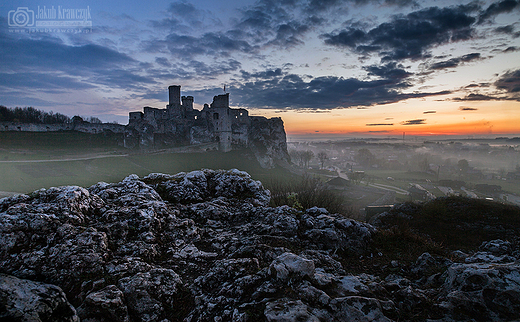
1;170;519;321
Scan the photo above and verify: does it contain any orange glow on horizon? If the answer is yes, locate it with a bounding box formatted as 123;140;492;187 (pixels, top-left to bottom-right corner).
253;98;520;138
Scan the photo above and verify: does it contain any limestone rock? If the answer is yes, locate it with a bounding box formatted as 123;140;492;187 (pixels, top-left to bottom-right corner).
0;273;78;322
76;285;129;322
1;170;520;321
440;261;520;321
264;298;320;322
143;169;270;206
269;252;315;280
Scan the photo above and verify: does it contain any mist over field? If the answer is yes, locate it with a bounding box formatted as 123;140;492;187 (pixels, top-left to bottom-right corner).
286;136;520;216
2;129;519;221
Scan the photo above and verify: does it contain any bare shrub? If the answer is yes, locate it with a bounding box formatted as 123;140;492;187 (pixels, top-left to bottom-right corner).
267;174;352;216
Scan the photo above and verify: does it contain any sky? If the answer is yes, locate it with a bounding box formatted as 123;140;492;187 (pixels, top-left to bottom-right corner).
0;0;519;139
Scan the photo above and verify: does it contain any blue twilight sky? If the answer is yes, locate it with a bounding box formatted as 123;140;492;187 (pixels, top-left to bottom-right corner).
0;0;519;135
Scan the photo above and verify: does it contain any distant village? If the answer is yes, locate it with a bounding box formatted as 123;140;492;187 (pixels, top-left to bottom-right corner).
287;138;520;217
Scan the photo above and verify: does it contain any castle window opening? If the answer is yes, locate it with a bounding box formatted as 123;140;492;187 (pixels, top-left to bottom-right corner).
213;113;219;120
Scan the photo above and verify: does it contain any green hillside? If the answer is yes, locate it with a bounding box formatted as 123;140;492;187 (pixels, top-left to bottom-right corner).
0;131;292;195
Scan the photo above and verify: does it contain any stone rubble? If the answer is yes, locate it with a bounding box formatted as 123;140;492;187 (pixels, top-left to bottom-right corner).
0;169;519;321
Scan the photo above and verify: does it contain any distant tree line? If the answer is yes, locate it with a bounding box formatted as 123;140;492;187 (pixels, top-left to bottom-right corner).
0;106;71;124
0;106;108;125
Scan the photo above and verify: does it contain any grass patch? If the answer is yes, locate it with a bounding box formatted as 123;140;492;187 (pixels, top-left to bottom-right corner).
376;196;520;251
0;136;294;194
0;130;123;149
371;226;446;263
268;174;353;216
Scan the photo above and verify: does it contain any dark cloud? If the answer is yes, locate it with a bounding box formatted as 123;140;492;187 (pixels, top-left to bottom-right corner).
305;0;345;13
240;68;284;80
0;17;164;95
490;46;520;53
181;59;242;77
423;110;436;114
364;62;412;79
169;1;199;18
495;25;515;34
152;0;423;61
150;1;218;32
305;0;417;13
495;68;520;93
453;69;520;102
93;69;158;90
147;0;436;64
322;5;478;61
163;32;257;59
130;59;242;96
478;0;520;24
0;36;135;73
0;72;95;93
465;83;490;88
267;22;309;47
366;123;394;126
146;0;308;60
235;0;308;48
429;53;481;70
453;93;501;101
459;106;478;111
401;119;426;125
322;28;366;48
155;57;171;68
228;68;449;109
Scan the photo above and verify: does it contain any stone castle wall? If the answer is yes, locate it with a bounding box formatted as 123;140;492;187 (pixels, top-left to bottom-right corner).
125;85;290;167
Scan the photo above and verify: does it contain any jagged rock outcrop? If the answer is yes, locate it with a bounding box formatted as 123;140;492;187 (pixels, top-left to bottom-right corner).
0;273;79;321
1;170;519;321
249;117;289;168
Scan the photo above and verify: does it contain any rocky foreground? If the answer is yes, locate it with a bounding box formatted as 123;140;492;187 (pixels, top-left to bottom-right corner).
1;169;519;321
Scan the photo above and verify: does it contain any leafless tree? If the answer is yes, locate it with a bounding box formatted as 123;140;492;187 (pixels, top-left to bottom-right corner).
317;151;328;169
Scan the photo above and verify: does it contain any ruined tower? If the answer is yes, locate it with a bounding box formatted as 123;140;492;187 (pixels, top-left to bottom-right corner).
182;96;194;110
209;93;232;152
168;85;181;107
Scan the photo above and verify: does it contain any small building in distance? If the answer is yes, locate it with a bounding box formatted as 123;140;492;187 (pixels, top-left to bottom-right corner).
124;85;290;168
408;184;435;201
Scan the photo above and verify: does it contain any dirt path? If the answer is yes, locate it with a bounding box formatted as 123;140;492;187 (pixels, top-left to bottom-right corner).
336;169;409;195
0;142;218;164
369;183;409;195
0;153;129;163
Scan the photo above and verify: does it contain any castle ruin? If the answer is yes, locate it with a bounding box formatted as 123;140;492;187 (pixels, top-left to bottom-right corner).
124;85;289;167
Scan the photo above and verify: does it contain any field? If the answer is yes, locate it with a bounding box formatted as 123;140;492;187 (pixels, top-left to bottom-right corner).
0;132;294;196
